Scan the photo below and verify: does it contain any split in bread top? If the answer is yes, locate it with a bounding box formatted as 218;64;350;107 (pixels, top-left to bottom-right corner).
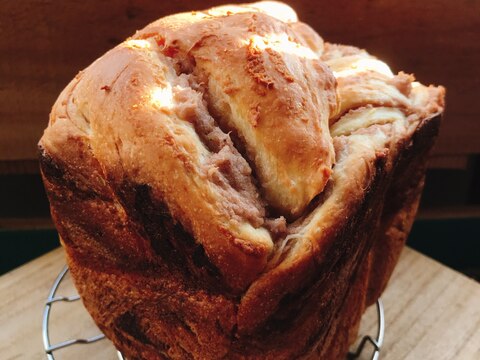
39;1;445;293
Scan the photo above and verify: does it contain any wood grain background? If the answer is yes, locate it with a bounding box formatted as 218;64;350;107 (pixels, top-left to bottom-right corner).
1;0;479;162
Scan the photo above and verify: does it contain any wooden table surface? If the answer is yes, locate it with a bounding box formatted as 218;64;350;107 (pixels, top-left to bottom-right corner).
1;246;479;360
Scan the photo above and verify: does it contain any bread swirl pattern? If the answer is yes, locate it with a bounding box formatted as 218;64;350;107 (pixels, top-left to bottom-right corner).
39;2;444;359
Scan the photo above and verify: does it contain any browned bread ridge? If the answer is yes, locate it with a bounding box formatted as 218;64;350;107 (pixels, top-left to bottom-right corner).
38;2;445;359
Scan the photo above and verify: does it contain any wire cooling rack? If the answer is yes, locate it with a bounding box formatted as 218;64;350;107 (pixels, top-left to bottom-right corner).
43;266;384;360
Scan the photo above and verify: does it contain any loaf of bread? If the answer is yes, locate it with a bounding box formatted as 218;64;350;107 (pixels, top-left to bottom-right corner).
39;2;445;359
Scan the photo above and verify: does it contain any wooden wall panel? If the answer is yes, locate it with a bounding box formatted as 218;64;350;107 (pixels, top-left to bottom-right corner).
1;0;479;162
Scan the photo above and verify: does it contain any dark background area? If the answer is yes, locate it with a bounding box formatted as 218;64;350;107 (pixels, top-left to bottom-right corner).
1;0;479;279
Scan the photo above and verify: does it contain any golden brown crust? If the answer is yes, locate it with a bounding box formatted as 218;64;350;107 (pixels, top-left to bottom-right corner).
39;1;445;359
42;38;274;291
133;8;337;218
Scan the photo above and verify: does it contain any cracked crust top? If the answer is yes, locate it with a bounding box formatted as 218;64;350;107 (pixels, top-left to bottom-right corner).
39;2;444;294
